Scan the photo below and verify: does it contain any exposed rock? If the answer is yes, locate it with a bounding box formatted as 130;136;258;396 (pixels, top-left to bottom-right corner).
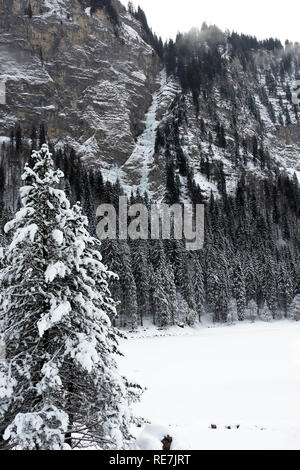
0;0;160;167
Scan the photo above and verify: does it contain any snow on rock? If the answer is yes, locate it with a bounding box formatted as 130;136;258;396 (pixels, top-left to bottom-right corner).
41;0;69;19
132;71;147;82
0;0;160;173
122;24;152;52
136;424;191;450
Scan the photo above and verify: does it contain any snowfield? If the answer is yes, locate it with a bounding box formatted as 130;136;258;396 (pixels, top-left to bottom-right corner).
118;321;300;450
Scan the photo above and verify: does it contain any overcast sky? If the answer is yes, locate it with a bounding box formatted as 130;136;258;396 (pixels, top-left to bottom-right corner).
120;0;299;44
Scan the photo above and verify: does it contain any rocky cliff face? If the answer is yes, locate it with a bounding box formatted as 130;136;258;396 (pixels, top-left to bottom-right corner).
0;0;161;167
0;0;299;204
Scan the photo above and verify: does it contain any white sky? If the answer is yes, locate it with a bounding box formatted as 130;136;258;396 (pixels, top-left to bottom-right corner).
120;0;299;44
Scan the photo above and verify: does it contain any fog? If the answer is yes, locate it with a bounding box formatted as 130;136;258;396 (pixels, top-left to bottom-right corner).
120;0;299;44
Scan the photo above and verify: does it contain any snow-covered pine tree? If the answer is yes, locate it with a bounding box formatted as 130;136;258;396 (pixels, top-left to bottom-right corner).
181;254;197;316
232;260;247;321
263;251;277;318
176;292;195;326
259;301;273;322
289;294;300;321
227;298;238;323
121;241;138;330
153;266;170;327
131;240;150;326
245;299;258;323
193;258;205;322
0;145;138;450
102;239;138;329
277;261;294;318
164;261;178;326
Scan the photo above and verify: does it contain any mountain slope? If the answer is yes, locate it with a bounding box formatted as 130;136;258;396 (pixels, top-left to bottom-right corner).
0;0;160;168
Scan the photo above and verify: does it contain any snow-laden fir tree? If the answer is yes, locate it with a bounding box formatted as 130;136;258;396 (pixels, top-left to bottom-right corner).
245;299;258;323
193;258;205;322
131;240;150;326
259;301;273;322
277;261;294;318
206;245;230;322
289;295;300;321
232;260;247;321
181;254;197;317
152;251;178;328
227;298;238;323
0;145;139;450
176;293;195;326
164;261;178;326
102;239;138;329
153;265;171;327
263;251;277;318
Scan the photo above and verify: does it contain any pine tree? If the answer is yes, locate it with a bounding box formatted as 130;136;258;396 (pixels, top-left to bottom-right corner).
277;261;294;318
165;159;180;204
102;240;138;329
0;145;138;450
26;2;33;18
193;259;205;321
180;254;197;324
227;298;238;323
206;246;229;322
260;301;273;322
232;260;247;320
176;293;195;326
164;261;178;325
289;295;300;321
263;252;277;317
39;123;46;146
245;299;258;322
131;241;150;326
153;266;171;327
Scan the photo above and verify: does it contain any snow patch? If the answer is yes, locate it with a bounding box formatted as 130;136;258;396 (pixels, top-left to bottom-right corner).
38;301;71;337
120;321;300;450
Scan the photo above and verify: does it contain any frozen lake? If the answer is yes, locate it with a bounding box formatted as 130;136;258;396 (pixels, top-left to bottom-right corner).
119;320;300;449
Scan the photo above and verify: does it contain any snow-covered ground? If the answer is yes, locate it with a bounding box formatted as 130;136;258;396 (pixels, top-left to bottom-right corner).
118;321;300;450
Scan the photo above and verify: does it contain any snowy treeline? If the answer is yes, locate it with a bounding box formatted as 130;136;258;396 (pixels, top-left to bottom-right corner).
1;135;300;329
0;145;140;450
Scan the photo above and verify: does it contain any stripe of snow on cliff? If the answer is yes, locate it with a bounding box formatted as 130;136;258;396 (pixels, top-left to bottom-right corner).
132;71;147;82
67;136;101;162
122;24;153;53
42;0;69;19
0;53;53;84
118;70;168;197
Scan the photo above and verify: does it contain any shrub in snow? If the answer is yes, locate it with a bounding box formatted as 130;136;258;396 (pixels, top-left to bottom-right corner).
136;424;190;450
0;145;140;450
289;295;300;321
259;301;273;322
245;299;258;323
176;293;196;327
227;298;238;323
